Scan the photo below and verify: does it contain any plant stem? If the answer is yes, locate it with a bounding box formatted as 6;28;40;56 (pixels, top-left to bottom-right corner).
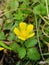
34;14;44;60
45;0;49;16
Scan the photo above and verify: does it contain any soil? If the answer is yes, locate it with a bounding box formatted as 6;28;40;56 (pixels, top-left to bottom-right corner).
0;50;19;65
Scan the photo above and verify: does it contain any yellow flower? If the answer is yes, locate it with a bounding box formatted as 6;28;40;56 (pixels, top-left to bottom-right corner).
14;22;35;41
0;47;4;51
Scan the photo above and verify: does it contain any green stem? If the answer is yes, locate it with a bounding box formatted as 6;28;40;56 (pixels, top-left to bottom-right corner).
34;14;44;60
39;14;49;25
42;53;49;55
45;0;49;16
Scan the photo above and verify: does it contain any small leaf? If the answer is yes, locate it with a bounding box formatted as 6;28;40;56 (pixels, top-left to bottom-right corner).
0;31;5;40
7;33;15;41
18;47;26;59
27;48;40;60
43;36;49;43
0;41;11;50
25;38;37;48
32;0;39;3
4;9;12;19
16;61;21;65
13;10;24;21
4;22;13;30
46;58;49;63
40;0;49;5
10;42;20;52
20;3;27;9
8;0;19;10
33;3;47;15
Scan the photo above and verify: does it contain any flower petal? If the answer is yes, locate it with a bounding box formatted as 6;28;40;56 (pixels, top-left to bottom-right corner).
0;47;4;51
14;27;20;36
27;33;35;39
18;36;26;41
19;22;27;31
27;24;34;33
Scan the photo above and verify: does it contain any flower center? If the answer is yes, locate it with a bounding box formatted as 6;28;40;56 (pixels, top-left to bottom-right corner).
20;30;28;38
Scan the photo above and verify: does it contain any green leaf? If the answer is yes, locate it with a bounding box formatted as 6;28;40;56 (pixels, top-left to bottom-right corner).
0;31;5;40
32;0;39;3
27;48;40;60
13;10;24;21
43;36;49;43
10;42;20;52
4;22;13;30
4;10;12;19
40;0;49;5
16;61;21;65
25;38;37;48
7;33;15;41
33;3;47;15
20;3;27;9
18;47;26;59
8;0;19;10
0;41;11;50
46;58;49;63
10;43;26;59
